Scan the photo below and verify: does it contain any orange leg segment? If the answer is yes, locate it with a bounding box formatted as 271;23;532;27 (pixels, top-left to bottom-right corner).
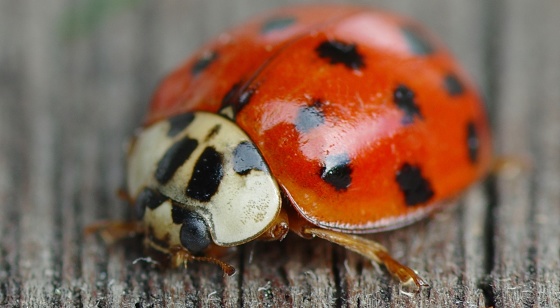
303;227;428;290
84;220;144;244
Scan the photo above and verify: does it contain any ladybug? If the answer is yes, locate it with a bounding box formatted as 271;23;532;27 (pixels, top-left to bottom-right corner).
107;5;492;289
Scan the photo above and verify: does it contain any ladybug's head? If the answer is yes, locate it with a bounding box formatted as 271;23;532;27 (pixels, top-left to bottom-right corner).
126;111;282;256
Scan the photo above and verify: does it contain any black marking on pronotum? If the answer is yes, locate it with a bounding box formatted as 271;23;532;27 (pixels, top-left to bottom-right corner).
315;40;365;70
171;205;189;224
134;188;167;219
186;147;224;202
191;51;218;75
320;154;353;191
295;100;325;133
233;141;267;175
204;124;221;142
401;25;435;55
466;121;479;164
179;211;211;254
220;82;257;117
393;84;423;124
147;226;171;249
219;82;242;120
261;16;296;34
395;163;434;206
167;113;195;137
221;83;242;110
444;73;465;96
155;136;199;184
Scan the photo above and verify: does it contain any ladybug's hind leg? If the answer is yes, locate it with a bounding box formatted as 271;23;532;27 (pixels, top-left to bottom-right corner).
303;227;428;291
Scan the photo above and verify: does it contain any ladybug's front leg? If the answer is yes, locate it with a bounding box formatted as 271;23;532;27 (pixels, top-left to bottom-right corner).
303;228;428;291
84;188;144;243
84;220;144;244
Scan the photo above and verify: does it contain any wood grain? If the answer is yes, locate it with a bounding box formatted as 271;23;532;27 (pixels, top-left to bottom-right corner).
1;0;558;306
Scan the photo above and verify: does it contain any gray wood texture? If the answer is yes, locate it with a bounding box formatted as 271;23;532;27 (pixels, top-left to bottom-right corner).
1;0;559;306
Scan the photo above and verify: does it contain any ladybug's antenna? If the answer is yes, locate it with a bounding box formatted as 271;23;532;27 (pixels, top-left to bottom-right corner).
191;255;236;276
169;246;236;276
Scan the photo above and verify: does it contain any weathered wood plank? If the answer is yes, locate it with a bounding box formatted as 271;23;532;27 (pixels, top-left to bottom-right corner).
1;0;558;306
0;1;26;306
492;0;560;307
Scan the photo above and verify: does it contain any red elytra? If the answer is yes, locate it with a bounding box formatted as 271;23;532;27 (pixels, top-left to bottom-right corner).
146;5;491;233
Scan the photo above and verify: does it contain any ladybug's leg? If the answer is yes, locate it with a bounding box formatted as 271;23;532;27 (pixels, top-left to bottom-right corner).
116;187;134;204
284;201;426;288
84;220;143;244
303;227;428;290
84;189;142;243
257;209;290;242
491;156;531;177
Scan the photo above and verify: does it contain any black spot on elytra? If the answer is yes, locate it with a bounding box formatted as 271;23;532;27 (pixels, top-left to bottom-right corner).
261;16;296;34
186;147;224;202
295;100;325;133
394;84;423;124
395;163;434;206
320;154;352;191
233;141;267;175
316;40;365;70
401;25;435;55
467;121;479;163
220;82;257;117
167;113;195;137
134;188;167;219
179;211;211;254
444;73;465;96
155;136;199;184
191;51;218;75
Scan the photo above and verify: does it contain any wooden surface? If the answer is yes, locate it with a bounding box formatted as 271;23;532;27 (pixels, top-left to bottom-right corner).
1;0;559;306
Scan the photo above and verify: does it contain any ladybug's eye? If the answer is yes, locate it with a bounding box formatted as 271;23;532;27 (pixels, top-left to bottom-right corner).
179;211;212;254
